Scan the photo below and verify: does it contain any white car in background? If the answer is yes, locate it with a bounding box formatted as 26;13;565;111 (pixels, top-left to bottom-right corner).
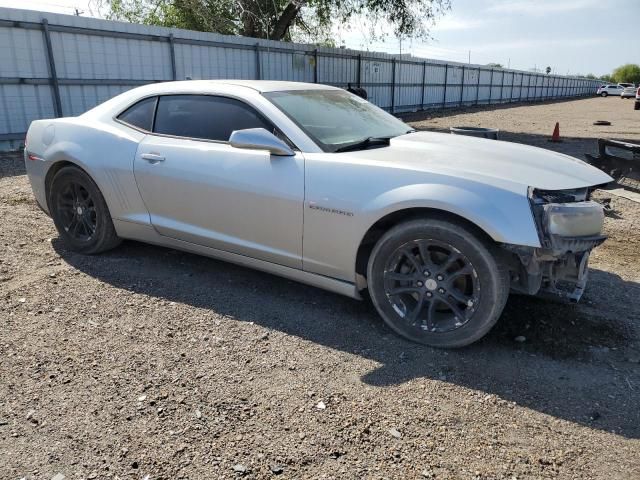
621;85;637;99
596;84;624;97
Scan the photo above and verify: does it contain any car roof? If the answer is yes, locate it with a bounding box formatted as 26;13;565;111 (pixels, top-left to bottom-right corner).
210;80;341;92
138;80;342;94
82;80;343;120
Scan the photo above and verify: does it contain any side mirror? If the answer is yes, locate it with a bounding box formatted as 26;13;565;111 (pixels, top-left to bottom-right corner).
229;128;295;156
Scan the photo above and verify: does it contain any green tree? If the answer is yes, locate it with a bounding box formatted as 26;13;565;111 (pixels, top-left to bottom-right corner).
584;73;596;79
611;64;640;84
97;0;451;42
545;66;551;74
599;73;613;83
486;63;503;68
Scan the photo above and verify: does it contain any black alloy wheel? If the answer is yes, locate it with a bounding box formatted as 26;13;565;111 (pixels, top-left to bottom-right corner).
383;239;480;333
367;218;510;348
49;166;121;254
55;180;97;242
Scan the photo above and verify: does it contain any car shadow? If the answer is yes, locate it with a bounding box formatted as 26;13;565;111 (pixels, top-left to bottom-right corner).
52;238;640;439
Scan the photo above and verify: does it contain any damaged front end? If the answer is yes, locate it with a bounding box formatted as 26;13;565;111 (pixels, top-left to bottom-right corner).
503;187;607;302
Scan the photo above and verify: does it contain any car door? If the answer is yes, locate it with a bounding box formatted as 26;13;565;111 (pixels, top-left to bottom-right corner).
133;94;305;269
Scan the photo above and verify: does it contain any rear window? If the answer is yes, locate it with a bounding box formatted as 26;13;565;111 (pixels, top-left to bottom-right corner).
117;97;157;131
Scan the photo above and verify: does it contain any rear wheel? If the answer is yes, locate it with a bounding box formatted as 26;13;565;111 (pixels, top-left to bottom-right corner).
367;218;509;348
49;166;121;254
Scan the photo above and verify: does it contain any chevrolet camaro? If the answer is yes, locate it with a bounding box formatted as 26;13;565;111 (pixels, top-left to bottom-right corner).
24;80;612;347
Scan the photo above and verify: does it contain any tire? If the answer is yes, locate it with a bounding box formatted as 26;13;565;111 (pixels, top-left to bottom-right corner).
601;92;608;97
635;101;640;111
48;165;121;254
367;218;510;348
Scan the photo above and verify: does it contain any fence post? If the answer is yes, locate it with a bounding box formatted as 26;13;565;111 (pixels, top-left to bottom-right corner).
519;73;524;101
168;34;177;80
421;61;426;111
41;19;62;118
254;43;261;80
357;54;362;88
488;69;494;104
459;66;465;107
442;64;448;109
499;70;504;103
391;58;396;113
313;49;318;83
475;67;481;105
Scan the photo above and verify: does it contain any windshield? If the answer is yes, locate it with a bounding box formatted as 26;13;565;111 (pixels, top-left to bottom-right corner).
264;89;412;152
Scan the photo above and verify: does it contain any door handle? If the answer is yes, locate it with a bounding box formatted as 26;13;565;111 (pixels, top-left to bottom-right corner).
141;153;165;163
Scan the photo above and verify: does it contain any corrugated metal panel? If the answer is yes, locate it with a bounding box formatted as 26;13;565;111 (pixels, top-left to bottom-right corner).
0;6;602;150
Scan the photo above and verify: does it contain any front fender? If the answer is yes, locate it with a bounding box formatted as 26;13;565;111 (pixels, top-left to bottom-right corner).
302;178;541;284
363;183;541;247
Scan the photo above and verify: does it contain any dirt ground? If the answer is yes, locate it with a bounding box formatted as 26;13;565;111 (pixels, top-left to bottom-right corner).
1;97;639;480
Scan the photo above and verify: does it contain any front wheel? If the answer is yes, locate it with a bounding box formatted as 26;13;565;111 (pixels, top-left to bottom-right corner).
601;92;608;97
49;166;121;254
367;218;510;348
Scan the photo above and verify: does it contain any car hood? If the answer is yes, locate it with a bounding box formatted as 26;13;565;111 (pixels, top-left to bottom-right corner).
345;131;613;193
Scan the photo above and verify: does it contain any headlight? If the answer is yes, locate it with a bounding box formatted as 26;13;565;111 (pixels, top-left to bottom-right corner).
542;201;604;237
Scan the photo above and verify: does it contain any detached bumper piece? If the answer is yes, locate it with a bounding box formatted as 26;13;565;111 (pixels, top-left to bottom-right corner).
584;138;640;192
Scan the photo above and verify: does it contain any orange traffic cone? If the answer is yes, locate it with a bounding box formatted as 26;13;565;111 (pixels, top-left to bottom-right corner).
549;122;562;142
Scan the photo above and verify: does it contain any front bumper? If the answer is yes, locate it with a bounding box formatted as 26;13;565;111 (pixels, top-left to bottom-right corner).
504;234;606;302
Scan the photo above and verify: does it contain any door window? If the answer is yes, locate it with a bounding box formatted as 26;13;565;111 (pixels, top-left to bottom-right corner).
153;95;274;142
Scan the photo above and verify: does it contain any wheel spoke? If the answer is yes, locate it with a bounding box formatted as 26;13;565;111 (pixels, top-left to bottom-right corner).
388;286;421;296
439;296;467;320
81;216;94;236
439;253;461;273
405;292;426;324
449;264;473;280
386;271;416;282
424;299;438;330
400;248;422;271
69;216;80;235
71;183;82;202
416;240;435;269
448;287;471;305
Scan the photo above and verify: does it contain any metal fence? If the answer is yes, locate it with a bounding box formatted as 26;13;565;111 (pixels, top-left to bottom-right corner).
0;6;601;150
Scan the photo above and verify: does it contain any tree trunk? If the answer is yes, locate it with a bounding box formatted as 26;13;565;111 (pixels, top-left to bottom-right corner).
269;1;303;40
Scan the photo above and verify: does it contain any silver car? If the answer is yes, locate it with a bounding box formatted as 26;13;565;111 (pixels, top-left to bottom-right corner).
24;81;612;347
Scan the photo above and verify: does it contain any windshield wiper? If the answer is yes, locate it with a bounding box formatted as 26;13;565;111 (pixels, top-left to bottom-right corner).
333;136;393;153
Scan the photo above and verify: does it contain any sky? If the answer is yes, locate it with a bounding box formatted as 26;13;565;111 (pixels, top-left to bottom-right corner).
0;0;637;76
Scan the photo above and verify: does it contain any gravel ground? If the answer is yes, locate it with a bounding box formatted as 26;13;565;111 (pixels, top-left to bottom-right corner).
1;97;639;480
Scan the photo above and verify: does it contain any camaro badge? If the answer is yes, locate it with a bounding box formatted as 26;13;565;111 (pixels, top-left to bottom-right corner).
308;202;354;217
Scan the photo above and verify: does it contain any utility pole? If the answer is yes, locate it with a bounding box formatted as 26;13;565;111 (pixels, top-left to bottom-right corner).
468;50;471;64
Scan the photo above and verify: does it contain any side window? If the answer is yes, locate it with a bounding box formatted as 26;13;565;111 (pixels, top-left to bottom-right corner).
153;95;273;142
117;97;157;131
